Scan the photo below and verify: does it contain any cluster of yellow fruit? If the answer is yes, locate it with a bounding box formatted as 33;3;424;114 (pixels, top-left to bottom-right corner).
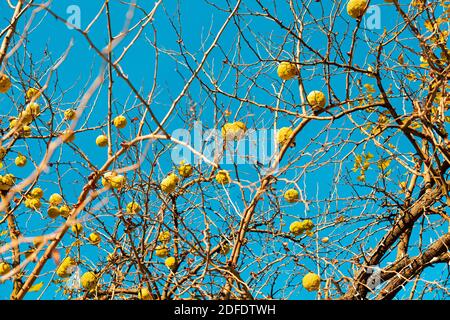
138;287;152;300
0;173;15;191
0;261;11;276
126;201;141;214
215;170;231;185
155;230;171;258
277;127;295;147
283;189;299;203
302;272;320;292
347;0;368;19
160;173;179;193
221;121;247;141
81;271;98;290
102;171;126;189
289;219;314;236
47;193;71;219
8;102;41;138
178;161;193;178
113;115;127;129
277;62;299;80
96;135;108;147
0;74;12;93
56;257;77;278
24;187;44;210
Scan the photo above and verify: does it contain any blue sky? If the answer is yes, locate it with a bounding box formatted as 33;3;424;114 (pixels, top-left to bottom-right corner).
0;1;448;300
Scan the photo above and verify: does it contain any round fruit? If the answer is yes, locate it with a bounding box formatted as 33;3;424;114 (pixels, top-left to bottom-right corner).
126;201;141;214
284;189;299;203
56;257;76;278
61;130;75;143
277;62;299;80
30;187;44;199
277;127;295;147
64;109;76;120
80;271;98;290
49;193;63;206
215;170;231;185
165;257;177;270
0;74;12;93
306;91;326;110
59;204;71;218
178;162;193;178
155;245;169;258
0;262;11;276
302;272;321;292
26;87;41;100
158;231;171;243
89;232;101;245
347;0;368;19
15;154;27;167
113;115;127;129
96;135;108;147
71;223;83;236
47;206;60;219
160;173;179;193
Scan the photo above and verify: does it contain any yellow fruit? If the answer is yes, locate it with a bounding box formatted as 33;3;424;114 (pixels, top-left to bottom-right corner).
0;262;11;276
126;201;141;214
277;62;298;80
25;198;41;210
80;271;98;290
165;256;177;270
89;232;101;245
113;115;127;129
15;154;27;167
215;170;231;185
19;111;33;125
64;109;76;120
306;91;326;111
0;174;16;191
289;221;304;236
321;237;329;243
59;204;70;218
56;257;76;278
0;74;12;93
160;173;179;193
25;102;40;117
9;118;18;130
102;172;126;189
277;127;295;147
96;135;108;147
71;223;83;236
49;193;63;206
302;272;321;292
26;87;41;100
61;129;75;143
20;125;32;137
138;287;152;300
30;187;44;199
47;206;60;219
284;189;299;203
219;243;230;255
222;121;247;141
158;231;171;243
306;230;314;237
302;219;314;231
347;0;368;19
178;162;193;178
155;245;169;258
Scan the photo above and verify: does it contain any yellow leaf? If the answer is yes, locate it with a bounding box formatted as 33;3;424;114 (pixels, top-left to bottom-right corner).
29;282;44;293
